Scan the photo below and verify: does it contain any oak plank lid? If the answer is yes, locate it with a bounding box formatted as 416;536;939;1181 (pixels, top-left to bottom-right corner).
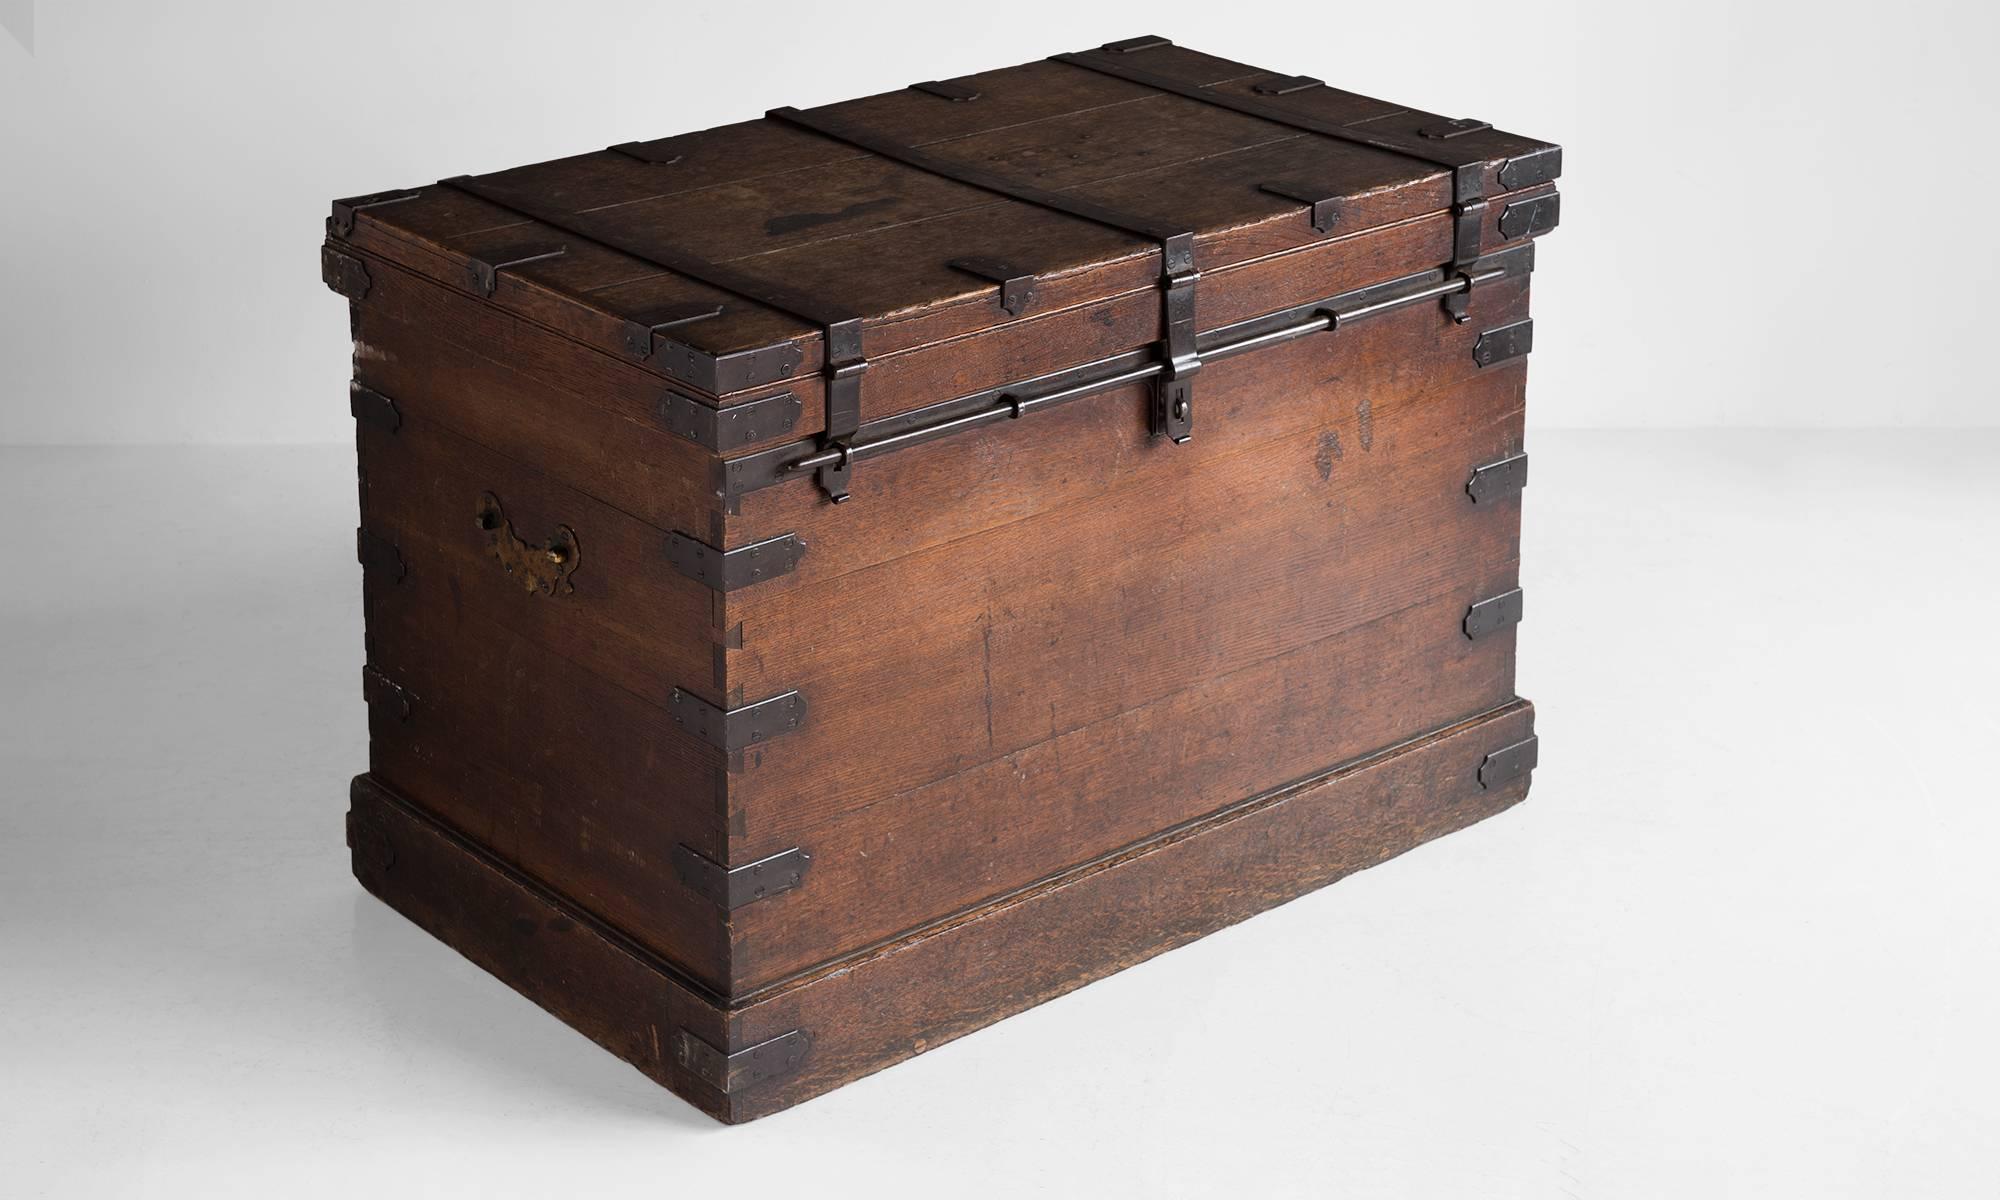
325;36;1559;497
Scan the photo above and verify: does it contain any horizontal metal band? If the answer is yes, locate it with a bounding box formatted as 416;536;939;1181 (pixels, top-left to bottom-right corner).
721;242;1536;498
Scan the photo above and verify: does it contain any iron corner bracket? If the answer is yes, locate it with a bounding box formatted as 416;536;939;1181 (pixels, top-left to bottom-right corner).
675;1029;811;1094
672;844;812;911
1478;736;1540;789
669;688;806;752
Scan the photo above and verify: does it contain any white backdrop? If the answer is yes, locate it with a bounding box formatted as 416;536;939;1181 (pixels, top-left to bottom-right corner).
2;0;1995;443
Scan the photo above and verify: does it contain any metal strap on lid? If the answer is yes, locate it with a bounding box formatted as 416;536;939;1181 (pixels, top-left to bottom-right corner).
436;173;870;501
1050;39;1498;274
768;105;1203;445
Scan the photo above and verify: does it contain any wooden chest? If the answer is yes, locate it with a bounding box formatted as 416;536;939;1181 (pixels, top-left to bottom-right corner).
324;35;1557;1122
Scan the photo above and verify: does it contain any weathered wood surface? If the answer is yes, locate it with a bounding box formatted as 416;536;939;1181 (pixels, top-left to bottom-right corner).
348;699;1536;1123
331;42;1558;407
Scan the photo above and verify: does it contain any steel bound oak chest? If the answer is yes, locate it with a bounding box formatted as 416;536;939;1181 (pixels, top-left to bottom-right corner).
324;35;1557;1122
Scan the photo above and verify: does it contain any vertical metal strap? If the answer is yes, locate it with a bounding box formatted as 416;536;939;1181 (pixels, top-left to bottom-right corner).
817;319;867;502
765;105;1203;449
1154;234;1199;443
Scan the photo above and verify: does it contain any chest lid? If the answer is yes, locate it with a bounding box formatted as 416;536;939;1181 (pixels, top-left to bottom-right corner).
326;36;1560;502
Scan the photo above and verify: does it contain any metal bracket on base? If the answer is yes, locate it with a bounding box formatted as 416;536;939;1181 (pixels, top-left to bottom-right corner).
1479;736;1540;789
675;1029;811;1094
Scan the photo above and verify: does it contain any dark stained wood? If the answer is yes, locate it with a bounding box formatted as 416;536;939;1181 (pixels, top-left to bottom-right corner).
327;36;1559;1122
732;578;1521;987
362;568;731;992
727;360;1528;844
348;700;1535;1123
336;46;1558;397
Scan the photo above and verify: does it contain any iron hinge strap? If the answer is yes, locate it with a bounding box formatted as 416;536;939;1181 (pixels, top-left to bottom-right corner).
765;105;1201;448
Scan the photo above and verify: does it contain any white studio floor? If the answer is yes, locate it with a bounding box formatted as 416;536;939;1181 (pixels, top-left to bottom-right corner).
3;431;1996;1199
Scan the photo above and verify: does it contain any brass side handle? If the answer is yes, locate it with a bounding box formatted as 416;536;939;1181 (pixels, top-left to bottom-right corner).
474;492;579;597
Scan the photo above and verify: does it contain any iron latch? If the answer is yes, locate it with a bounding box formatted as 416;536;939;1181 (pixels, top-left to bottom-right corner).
1152;234;1200;444
815;319;867;503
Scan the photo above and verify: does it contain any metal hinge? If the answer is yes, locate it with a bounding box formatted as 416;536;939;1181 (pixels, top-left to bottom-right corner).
321;245;371;301
673;844;811;910
1463;589;1525;640
669;688;805;752
666;532;804;592
1151;234;1199;444
1499;192;1561;240
1474;319;1534;367
674;1029;810;1094
1466;453;1529;504
356;528;405;581
361;665;413;720
657;389;802;453
349;383;401;433
1479;736;1540;789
